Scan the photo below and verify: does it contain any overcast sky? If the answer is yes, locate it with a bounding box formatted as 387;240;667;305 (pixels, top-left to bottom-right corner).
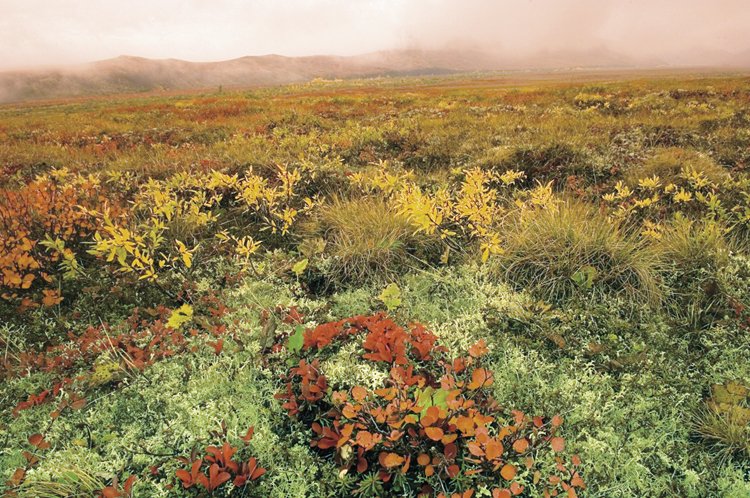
0;0;748;69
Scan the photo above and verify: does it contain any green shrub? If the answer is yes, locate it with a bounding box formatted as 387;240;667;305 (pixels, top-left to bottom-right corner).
302;197;440;286
498;200;662;304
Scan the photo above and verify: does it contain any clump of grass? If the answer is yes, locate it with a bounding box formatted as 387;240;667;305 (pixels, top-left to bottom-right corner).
656;217;730;271
573;92;608;109
498;200;661;304
694;381;750;461
694;407;750;461
19;464;106;498
496;142;607;189
303;197;440;286
655;217;731;327
627;147;729;186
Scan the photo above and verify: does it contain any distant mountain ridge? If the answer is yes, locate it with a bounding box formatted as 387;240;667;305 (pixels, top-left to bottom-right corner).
0;49;495;103
0;47;745;104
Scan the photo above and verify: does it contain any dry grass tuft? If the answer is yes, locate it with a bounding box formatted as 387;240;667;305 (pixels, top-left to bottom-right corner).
498;200;662;304
303;196;440;285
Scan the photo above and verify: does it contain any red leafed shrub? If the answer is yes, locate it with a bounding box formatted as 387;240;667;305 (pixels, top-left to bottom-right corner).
174;427;266;494
0;176;122;309
95;475;136;498
7;294;230;416
276;313;586;497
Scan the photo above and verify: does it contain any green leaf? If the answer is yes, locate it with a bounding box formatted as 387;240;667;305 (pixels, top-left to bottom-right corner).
415;387;450;413
378;283;402;311
287;324;304;352
571;265;598;289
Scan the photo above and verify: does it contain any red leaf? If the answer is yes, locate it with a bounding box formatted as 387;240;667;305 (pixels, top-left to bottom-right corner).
8;468;25;486
500;464;517;480
28;433;50;449
101;487;121;498
351;386;368;402
571;471;585;488
468;368;493;390
550;437;565;452
206;463;231;491
123;475;136;495
381;452;405;468
21;451;38;465
510;482;524;495
512;438;529;453
283;306;304;324
468;339;488;358
446;464;460;477
241;426;255;444
70;398;87;410
467;441;485;457
424;426;444;441
248;458;266;480
485;439;504;460
210;338;224;355
175;469;192;488
444;442;458;459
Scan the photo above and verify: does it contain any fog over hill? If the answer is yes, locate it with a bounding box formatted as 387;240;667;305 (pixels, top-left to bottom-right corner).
1;45;749;104
0;48;663;104
2;0;749;103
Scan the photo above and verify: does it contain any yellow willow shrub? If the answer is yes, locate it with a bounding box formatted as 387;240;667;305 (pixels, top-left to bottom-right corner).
603;166;750;240
88;173;218;281
352;165;526;262
204;164;315;235
347;161;416;196
87;164;316;280
88;215;199;281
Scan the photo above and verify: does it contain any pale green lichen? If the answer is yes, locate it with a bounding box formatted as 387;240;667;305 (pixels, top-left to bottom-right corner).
321;340;389;390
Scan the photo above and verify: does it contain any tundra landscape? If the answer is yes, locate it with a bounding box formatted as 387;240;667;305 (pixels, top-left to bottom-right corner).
1;1;750;497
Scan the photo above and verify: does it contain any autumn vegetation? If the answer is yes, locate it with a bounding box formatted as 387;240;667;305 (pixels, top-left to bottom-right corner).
1;72;749;496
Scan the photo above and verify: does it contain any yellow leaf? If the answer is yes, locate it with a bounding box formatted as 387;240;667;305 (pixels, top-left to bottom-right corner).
167;304;193;330
292;258;308;276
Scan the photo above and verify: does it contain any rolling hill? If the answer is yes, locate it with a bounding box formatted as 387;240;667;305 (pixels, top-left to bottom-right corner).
0;47;730;104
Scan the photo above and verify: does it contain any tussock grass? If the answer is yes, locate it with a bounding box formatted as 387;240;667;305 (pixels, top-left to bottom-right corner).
693;406;750;461
498;200;662;304
655;217;731;327
498;142;597;188
18;464;105;498
304;197;440;285
627;147;729;186
656;217;730;274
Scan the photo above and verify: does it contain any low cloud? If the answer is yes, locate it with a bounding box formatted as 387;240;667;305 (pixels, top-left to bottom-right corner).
1;0;748;69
